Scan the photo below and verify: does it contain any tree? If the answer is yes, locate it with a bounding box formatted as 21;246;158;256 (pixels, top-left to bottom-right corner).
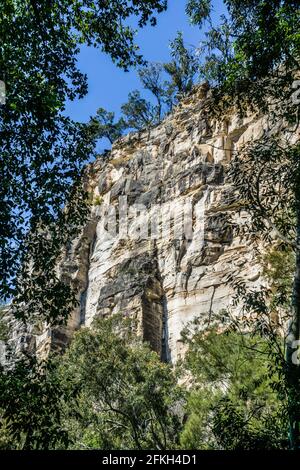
60;315;183;450
121;63;172;131
164;32;198;101
186;0;300;448
138;63;170;121
0;314;184;450
121;90;158;131
0;357;71;450
197;16;234;84
121;33;199;131
89;108;127;145
0;0;167;327
186;1;299;108
120;31;200;131
186;0;211;27
180;322;288;450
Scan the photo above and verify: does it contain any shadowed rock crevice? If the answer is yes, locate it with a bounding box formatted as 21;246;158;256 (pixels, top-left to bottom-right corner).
161;293;171;363
51;219;98;351
141;274;164;355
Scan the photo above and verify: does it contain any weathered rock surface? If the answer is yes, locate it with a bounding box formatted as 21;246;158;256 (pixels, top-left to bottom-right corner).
51;84;265;362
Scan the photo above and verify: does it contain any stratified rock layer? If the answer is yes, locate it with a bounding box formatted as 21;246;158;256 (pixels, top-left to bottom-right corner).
54;85;264;362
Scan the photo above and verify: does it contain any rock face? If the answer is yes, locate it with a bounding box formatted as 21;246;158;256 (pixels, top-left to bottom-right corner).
52;85;264;362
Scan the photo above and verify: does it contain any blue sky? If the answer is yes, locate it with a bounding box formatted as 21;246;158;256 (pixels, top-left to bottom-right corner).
65;0;225;150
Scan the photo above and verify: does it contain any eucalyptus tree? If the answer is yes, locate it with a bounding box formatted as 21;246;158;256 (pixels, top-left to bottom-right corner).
185;0;300;448
121;90;159;131
88;108;127;145
164;31;199;100
59;315;183;450
180;321;287;449
138;62;170;122
121;34;199;131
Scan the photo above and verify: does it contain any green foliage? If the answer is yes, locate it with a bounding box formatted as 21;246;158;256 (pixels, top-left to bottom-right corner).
180;325;288;449
0;357;71;450
186;0;212;27
89;108;127;145
230;141;300;250
186;1;299;114
138;63;171;121
222;0;299;86
93;195;103;207
122;62;173;130
261;245;295;308
60;315;183;450
198;17;234;84
1;0;298;452
225;242;299;449
0;315;184;450
164;32;198;100
120;32;199;131
121;90;158;131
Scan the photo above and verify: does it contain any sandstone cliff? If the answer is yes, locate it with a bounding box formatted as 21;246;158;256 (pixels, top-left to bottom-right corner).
37;84;265;362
